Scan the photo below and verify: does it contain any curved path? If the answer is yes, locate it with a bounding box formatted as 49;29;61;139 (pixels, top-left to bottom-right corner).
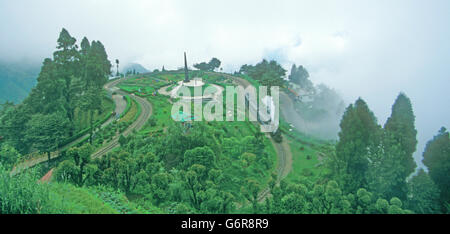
91;91;152;159
11;77;152;176
158;80;224;102
204;72;293;202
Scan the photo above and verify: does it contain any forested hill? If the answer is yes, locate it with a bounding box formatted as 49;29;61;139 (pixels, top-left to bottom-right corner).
0;60;40;103
121;63;149;74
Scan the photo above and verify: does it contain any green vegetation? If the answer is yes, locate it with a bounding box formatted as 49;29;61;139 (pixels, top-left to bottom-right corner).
178;84;217;97
286;134;324;182
238;59;286;90
119;96;137;123
193;57;221;71
0;28;448;215
0;28;112;158
48;183;118;214
423;127;450;211
74;96;114;131
141;95;172;134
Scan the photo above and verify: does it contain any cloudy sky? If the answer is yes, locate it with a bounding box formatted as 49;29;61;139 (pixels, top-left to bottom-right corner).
1;0;449;168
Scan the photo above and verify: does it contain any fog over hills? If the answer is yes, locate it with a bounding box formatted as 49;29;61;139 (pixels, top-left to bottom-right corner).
121;63;150;74
1;0;449;169
0;59;40;103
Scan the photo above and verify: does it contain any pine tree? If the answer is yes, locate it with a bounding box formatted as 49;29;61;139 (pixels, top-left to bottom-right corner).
366;132;407;199
53;28;80;135
423;127;450;210
80;37;91;89
288;64;313;91
25;58;64;114
384;93;418;179
88;40;112;88
335;98;381;193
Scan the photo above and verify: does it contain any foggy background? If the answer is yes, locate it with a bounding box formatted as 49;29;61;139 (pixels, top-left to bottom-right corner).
1;0;449;169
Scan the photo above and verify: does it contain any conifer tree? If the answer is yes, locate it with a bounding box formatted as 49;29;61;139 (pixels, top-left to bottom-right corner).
53;28;80;135
423;127;450;210
336;98;381;193
384;93;418;179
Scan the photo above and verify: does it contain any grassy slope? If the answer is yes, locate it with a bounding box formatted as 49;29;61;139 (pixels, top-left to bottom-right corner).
278;117;332;183
48;183;162;214
48;183;118;214
0;61;40;104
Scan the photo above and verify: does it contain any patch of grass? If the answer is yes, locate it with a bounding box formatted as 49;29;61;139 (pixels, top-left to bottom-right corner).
90;186;159;214
176;84;217;97
140;95;173;134
283;127;331;182
48;183;118;214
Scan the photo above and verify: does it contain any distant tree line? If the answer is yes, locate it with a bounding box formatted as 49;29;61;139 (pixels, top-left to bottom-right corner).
329;93;449;213
194;58;221;72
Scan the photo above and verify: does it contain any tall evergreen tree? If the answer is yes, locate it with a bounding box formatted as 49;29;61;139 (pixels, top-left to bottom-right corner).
87;40;111;88
384;93;418;179
53;28;80;135
335;98;381;193
369;93;418;200
366;132;408;199
80;37;91;89
423;127;450;210
25;58;64;114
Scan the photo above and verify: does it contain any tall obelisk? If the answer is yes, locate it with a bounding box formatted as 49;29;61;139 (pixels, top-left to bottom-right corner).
184;52;189;82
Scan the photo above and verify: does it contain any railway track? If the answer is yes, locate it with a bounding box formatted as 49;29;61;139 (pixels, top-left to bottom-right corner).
91;91;152;159
220;73;292;203
35;77;152;180
10;78;127;176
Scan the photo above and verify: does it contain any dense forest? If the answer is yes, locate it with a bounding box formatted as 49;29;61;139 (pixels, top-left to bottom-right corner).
0;29;449;214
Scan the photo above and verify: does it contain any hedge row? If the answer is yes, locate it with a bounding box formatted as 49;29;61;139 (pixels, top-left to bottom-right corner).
131;98;141;123
120;95;132;119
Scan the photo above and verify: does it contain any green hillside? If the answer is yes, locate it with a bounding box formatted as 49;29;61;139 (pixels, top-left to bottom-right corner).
1;28;448;215
0;60;40;103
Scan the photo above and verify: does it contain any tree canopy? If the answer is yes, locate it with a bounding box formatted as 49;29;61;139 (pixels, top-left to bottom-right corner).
193;58;221;72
